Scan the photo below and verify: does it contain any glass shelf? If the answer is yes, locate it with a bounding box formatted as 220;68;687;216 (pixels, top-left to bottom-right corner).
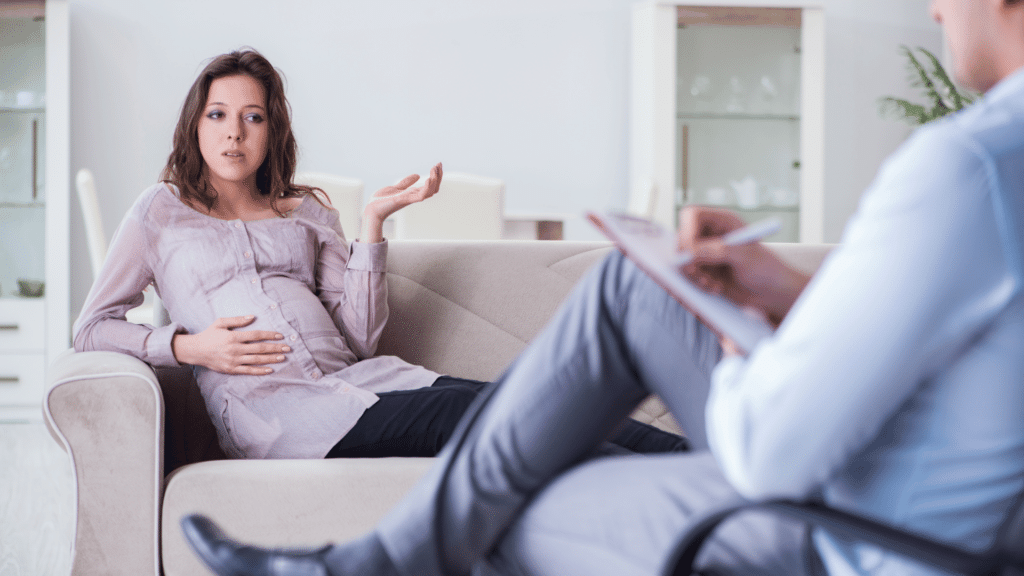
0;202;45;208
700;205;801;243
700;204;799;213
677;112;799;121
0;107;45;114
0;293;45;301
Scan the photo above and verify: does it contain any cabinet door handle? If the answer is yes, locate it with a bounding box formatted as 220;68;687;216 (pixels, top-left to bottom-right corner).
0;376;19;383
31;118;38;200
0;324;18;331
681;123;689;204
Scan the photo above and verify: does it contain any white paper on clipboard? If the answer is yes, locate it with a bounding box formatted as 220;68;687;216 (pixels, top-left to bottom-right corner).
587;211;774;355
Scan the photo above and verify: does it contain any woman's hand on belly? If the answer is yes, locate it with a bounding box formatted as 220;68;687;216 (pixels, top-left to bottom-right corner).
172;315;290;375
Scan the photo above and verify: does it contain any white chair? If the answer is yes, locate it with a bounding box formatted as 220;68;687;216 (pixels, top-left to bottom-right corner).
628;178;658;220
76;168;108;277
294;172;364;240
393;171;505;240
75;168;156;325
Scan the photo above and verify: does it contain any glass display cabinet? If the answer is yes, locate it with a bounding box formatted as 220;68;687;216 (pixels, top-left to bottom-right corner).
676;8;802;241
630;3;824;242
0;0;69;421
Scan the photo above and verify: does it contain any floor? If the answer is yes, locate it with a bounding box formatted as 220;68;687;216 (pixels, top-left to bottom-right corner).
0;422;74;576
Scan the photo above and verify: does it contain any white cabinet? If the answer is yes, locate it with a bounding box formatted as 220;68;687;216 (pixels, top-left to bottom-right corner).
0;299;47;406
0;0;70;421
630;2;824;242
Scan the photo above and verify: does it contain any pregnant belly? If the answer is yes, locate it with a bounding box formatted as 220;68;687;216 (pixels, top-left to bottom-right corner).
205;277;359;371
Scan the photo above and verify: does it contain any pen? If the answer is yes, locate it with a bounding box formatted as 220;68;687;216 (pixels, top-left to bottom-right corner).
674;217;783;267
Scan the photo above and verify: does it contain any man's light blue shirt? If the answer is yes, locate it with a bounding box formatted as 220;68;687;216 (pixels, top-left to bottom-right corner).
707;66;1024;574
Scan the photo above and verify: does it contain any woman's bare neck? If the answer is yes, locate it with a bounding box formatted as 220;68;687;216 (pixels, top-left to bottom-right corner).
207;190;275;221
177;179;304;221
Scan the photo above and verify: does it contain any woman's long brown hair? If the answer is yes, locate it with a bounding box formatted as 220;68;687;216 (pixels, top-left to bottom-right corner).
161;48;322;215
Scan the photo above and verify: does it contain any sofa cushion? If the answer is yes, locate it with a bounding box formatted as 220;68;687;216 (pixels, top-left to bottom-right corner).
161;458;434;576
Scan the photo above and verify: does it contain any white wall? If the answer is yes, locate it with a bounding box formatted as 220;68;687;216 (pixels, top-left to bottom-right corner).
821;0;940;242
67;0;940;319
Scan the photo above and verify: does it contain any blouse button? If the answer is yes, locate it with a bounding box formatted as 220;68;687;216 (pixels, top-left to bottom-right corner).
289;334;298;341
270;303;277;309
244;251;252;258
311;370;322;379
251;278;258;284
234;222;242;229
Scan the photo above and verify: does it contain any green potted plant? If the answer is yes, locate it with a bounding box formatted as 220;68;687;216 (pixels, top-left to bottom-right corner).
879;46;978;125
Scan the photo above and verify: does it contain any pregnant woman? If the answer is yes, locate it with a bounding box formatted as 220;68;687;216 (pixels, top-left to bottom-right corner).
74;48;688;461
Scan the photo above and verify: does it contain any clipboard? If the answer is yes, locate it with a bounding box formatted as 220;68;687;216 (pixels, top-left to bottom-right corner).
587;211;774;355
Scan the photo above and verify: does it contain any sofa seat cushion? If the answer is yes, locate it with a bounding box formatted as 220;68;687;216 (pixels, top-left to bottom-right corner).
632;396;684;435
161;458;433;576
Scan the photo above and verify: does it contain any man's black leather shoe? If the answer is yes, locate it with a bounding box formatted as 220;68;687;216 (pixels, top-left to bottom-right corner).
181;514;334;576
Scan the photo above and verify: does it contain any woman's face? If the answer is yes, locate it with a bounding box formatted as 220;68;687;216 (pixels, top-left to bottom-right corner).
197;74;269;192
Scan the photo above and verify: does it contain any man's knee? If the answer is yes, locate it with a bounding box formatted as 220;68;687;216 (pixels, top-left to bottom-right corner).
595;248;630;279
590;248;678;317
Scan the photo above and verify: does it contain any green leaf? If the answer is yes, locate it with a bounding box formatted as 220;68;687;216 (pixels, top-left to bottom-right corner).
911;47;950;115
879;96;929;125
916;47;975;110
879;45;979;125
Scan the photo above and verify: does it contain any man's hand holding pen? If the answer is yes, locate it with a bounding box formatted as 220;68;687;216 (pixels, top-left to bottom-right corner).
676;205;812;332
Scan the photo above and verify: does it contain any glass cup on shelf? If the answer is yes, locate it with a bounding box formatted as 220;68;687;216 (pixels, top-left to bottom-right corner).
749;75;778;115
730;175;760;209
703;186;732;206
724;75;745;113
767;187;799;207
16;91;35;108
690;75;714;113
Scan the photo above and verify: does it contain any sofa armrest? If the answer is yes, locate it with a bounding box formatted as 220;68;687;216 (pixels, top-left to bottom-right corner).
44;350;165;576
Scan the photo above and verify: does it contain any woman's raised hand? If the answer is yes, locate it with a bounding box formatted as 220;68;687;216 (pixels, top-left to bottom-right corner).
171;315;290;375
361;162;443;243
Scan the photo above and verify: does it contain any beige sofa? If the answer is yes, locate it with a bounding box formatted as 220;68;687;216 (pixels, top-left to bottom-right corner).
44;239;831;576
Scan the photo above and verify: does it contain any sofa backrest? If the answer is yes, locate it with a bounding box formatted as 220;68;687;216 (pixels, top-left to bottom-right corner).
377;240;833;381
377;241;614;380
